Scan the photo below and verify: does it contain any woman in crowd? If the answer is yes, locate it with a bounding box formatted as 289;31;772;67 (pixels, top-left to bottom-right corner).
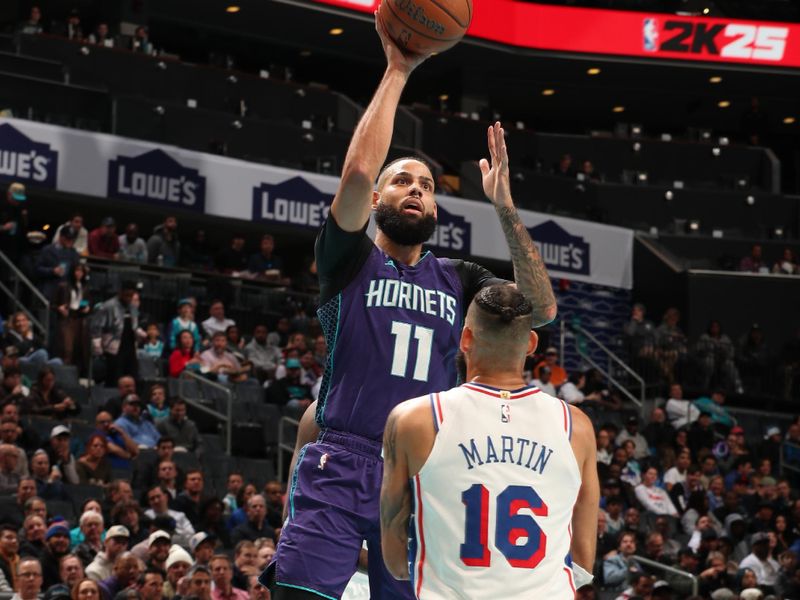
70;498;103;548
76;434;113;486
168;330;203;378
3;312;62;367
53;262;91;374
23;366;79;417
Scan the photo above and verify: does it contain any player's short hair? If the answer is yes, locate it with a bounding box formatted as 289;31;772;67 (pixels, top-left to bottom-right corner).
376;156;433;192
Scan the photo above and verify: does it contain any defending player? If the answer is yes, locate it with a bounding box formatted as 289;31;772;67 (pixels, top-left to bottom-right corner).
381;285;599;598
264;14;557;600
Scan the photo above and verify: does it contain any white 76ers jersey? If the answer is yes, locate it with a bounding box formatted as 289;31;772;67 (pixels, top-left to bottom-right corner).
408;383;582;599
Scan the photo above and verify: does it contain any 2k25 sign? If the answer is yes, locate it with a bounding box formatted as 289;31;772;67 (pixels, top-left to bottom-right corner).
644;17;790;62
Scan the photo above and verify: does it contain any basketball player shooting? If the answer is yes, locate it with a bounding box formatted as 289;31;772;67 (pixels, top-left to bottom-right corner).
264;13;557;600
381;285;600;598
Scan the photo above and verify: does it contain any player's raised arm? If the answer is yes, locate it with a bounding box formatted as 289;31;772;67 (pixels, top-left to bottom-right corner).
568;405;600;589
479;122;557;326
380;406;413;580
331;15;429;232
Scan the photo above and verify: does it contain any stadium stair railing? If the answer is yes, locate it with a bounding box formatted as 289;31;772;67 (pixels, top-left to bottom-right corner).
0;249;50;344
631;555;698;596
277;415;300;484
178;370;233;456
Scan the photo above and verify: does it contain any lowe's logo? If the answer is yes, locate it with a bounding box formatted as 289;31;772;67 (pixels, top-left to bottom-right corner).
252;176;333;229
426;204;470;252
108;149;205;210
527;220;590;276
0;124;58;188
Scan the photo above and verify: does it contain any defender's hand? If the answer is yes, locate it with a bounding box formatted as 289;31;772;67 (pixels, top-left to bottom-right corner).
479;122;512;208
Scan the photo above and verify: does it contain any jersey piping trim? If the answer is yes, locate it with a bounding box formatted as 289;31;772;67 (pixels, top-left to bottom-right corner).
288;444;309;520
315;292;342;427
413;474;426;597
563;567;576;596
559;399;573;440
462;383;540;399
274;582;337;600
429;394;439;433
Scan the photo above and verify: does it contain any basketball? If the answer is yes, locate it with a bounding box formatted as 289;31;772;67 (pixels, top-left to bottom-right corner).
378;0;472;56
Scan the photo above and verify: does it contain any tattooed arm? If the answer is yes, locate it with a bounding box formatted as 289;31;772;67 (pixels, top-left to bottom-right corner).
380;407;413;580
479;122;557;327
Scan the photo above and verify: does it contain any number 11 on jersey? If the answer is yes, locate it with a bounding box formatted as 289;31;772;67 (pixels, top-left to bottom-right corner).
389;321;434;382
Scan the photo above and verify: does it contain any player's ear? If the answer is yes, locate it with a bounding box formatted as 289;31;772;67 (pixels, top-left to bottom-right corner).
371;190;381;209
459;326;473;354
526;330;538;356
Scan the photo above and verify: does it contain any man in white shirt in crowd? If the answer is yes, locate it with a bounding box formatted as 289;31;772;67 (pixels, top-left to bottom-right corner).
143;485;195;548
665;383;699;430
201;301;235;339
85;526;130;581
634;466;678;516
739;532;780;589
531;365;556;396
616;416;650;460
663;448;690;492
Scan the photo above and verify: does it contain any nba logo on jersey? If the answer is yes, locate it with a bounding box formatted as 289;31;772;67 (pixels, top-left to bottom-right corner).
643;18;659;51
500;403;510;423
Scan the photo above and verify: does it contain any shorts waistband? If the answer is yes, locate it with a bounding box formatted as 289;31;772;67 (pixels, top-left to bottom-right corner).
318;429;383;457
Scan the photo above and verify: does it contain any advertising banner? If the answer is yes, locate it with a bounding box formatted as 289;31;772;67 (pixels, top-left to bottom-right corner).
0;117;633;289
305;0;800;68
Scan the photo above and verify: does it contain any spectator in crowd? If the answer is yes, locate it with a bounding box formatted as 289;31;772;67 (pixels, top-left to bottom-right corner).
45;425;79;485
189;533;215;568
141;323;164;363
531;365;556;396
29;450;69;501
696;320;743;393
167;300;201;352
201;301;235;339
216;235;248;275
292;258;318;294
24;368;79;418
222;473;243;520
596;428;613;466
0;524;19;589
665;383;700;430
186;565;212;600
552;153;575;177
54;215;88;257
173;470;206;529
655;307;688;383
602;531;641;592
4;312;61;368
773;247;799;275
146;217;179;267
168;330;202;379
623;302;657;371
94;411;138;470
739;244;768;273
16;558;44;600
87;218;120;260
224;326;246;355
688;411;716;458
154;459;180;500
41;524;72;588
18;6;44;35
113;395;160;449
0;366;28;405
61;9;83;41
532;347;567;387
0;416;29;476
53;262;91;373
738;324;770;393
663;448;691;492
262;481;283;530
255;543;275;574
197;498;229;550
19;514;46;558
616;416;649;461
164;547;192;598
635;466;679;516
144;486;194;548
90;282;141;387
142;531;170;575
99;552;141;600
247;235;284;282
210;555;247;600
265;357;312;416
144;384;168;422
244;325;280;383
694;388;736;430
131;26;155;56
72;578;101;600
76;435;112;486
558;370;602;407
312;335;327;370
138;568;163;600
86;525;130;582
118;224;147;264
231;542;257;591
58;554;84;590
156;399;199;454
74;512;104;567
0;182;29;261
0;445;21;493
199;332;248;384
230;495;273;546
739;532;780;591
182;229;214;271
88;22;114;47
101;376;136;420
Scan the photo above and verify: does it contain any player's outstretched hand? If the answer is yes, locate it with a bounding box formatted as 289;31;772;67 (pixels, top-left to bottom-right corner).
479;122;512;208
375;9;429;75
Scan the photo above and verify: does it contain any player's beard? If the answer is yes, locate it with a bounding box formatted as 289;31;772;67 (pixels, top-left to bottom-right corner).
375;202;437;247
